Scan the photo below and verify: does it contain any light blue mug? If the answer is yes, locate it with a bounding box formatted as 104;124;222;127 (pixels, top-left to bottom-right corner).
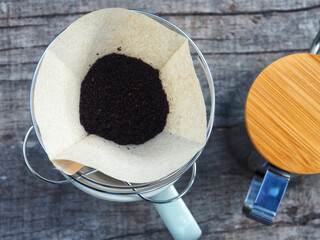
23;10;215;240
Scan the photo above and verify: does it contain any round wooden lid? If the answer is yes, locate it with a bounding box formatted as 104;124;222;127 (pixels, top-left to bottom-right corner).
246;53;320;174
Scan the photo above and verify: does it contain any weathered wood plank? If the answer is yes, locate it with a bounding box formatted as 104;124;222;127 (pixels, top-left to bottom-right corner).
1;0;320;19
167;9;319;52
1;8;318;54
1;130;320;239
0;6;318;104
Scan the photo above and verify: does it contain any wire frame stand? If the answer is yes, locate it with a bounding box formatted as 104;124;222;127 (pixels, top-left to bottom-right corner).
23;10;215;204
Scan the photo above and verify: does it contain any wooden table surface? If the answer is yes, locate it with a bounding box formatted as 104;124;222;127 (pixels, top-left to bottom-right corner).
1;1;320;239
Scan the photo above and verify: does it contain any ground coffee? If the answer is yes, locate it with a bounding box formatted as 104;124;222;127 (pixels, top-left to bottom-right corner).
80;53;169;145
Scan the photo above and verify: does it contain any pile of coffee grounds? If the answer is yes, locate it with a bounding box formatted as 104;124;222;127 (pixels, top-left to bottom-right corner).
80;53;169;145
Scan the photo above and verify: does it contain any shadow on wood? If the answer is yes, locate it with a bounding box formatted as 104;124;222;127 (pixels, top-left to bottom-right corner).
223;77;265;175
224;73;306;184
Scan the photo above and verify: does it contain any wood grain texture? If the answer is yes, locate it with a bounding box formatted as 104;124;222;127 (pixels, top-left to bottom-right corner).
1;1;320;239
2;0;320;19
1;0;319;128
246;53;320;174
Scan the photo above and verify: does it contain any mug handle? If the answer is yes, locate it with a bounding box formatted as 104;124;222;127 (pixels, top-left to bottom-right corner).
243;163;290;225
152;185;202;240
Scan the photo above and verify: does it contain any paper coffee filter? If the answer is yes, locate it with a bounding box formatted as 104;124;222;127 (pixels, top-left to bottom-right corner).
34;8;207;183
160;41;207;143
54;133;203;183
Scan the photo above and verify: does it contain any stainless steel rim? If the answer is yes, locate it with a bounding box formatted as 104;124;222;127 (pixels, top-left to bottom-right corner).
310;29;320;54
132;163;197;204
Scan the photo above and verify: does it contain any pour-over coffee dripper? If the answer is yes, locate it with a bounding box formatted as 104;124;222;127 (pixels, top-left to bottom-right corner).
243;30;320;225
23;10;214;240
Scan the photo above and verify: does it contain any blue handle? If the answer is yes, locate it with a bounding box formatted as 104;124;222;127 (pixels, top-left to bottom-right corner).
152;185;201;240
243;163;290;225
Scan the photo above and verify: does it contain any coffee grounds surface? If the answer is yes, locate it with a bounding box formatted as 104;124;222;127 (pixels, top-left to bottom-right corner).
80;53;169;145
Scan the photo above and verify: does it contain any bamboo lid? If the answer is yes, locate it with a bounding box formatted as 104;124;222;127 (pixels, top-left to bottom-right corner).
245;53;320;174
